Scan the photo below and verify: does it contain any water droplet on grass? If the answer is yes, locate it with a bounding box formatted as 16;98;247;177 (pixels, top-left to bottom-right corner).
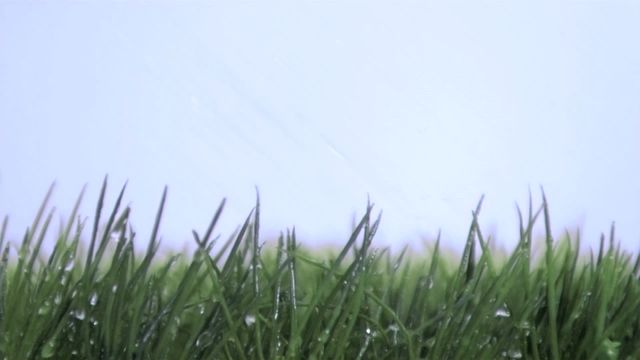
90;317;99;326
517;320;530;329
109;230;121;242
89;292;98;306
425;337;436;348
196;331;213;348
478;335;490;347
495;304;511;318
41;339;56;358
64;258;75;272
244;313;256;327
516;320;531;335
420;276;434;289
507;349;523;358
38;301;51;315
388;324;400;345
72;309;85;320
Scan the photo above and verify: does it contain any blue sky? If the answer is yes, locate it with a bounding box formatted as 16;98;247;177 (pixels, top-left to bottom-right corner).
1;2;639;252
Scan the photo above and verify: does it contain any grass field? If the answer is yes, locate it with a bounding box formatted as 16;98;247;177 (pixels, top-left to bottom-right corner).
1;180;639;359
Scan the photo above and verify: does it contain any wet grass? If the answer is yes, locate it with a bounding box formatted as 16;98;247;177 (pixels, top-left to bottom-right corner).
1;179;640;359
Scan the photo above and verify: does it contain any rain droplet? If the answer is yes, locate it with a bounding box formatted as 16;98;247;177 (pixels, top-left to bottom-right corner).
111;285;118;293
195;331;213;348
517;320;531;329
109;230;120;242
365;327;372;335
478;335;493;348
72;309;85;320
425;337;436;348
495;304;511;318
54;293;62;305
517;320;531;335
244;313;256;327
507;349;523;359
40;339;56;358
388;324;399;345
38;301;51;315
421;276;434;289
89;292;98;306
64;258;75;272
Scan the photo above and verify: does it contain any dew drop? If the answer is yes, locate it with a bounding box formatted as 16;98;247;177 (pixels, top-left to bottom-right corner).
425;337;436;348
517;320;531;335
40;339;56;358
64;258;75;272
89;292;98;306
388;324;399;345
478;335;493;348
517;320;531;329
111;285;118;293
195;331;213;348
38;301;51;315
421;276;434;289
507;349;523;359
72;309;85;321
109;230;120;242
495;304;511;318
54;293;62;305
244;313;256;327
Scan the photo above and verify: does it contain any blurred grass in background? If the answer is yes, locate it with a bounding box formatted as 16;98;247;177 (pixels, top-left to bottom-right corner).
1;179;639;359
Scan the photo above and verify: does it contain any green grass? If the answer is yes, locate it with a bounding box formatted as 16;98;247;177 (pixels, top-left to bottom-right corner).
1;179;640;359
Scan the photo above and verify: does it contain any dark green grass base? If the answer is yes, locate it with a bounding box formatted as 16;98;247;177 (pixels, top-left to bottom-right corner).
1;181;639;359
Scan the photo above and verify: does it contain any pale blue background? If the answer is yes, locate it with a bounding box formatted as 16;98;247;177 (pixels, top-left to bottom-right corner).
1;1;639;252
